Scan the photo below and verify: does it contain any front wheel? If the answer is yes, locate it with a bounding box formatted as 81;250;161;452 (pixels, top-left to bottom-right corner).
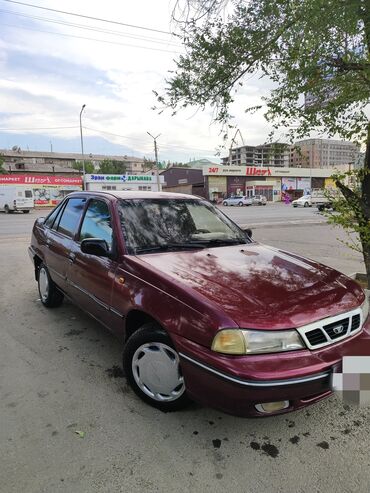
223;202;228;206
304;202;309;207
23;210;30;214
238;201;244;207
124;324;191;412
38;263;64;308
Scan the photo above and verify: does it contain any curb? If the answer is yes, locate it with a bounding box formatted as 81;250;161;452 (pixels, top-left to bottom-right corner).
240;219;328;230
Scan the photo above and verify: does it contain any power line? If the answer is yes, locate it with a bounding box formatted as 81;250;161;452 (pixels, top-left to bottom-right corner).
2;0;173;35
84;126;217;153
0;22;181;54
0;8;181;47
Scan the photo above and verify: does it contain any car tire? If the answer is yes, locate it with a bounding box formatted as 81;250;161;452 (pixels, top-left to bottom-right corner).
123;324;191;412
223;202;228;206
23;210;30;214
304;202;309;207
4;205;10;214
263;203;267;206
238;201;244;207
38;263;64;308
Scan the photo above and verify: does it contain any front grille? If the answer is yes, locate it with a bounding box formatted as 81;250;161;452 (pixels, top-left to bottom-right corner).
296;307;363;350
351;314;361;332
305;328;327;346
323;318;350;339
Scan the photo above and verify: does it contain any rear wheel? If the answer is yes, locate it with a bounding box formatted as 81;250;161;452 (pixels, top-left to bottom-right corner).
304;202;309;207
238;201;244;207
4;205;10;214
124;324;191;412
223;201;228;206
38;263;64;308
23;210;30;214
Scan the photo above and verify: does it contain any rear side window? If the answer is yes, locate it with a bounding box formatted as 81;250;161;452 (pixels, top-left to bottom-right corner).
44;202;64;229
57;198;86;238
25;190;33;198
79;199;113;248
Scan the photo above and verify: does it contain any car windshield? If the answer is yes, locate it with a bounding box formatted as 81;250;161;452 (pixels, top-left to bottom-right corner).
118;198;249;254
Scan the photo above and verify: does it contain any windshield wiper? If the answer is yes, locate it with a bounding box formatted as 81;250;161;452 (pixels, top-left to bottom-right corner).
135;242;207;254
195;238;247;247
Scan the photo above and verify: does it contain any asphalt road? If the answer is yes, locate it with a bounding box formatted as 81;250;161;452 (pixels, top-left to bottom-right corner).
0;207;369;493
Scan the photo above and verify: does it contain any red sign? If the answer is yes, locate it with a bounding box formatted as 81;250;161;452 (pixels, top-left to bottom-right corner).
0;174;83;185
245;167;271;177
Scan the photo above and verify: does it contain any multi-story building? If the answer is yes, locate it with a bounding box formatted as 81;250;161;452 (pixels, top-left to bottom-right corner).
0;149;146;175
289;139;360;169
221;143;289;167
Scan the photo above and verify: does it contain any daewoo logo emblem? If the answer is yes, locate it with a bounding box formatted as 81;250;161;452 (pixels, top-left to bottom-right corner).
333;325;344;335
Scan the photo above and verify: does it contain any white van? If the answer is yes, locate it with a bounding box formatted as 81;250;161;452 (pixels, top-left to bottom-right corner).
0;186;35;213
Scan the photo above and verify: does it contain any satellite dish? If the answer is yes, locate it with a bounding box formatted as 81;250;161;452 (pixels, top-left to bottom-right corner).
12;145;18;151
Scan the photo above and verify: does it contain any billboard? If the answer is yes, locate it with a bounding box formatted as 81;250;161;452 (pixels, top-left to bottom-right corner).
281;177;296;191
0;174;83;206
296;177;311;193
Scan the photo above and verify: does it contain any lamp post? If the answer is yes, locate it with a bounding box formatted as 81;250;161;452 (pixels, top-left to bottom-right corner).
147;132;162;191
79;104;86;189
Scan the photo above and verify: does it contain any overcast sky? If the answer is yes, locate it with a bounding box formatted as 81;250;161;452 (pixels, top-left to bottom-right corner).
0;0;274;162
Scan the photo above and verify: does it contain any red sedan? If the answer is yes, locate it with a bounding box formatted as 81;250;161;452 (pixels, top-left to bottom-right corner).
29;191;370;416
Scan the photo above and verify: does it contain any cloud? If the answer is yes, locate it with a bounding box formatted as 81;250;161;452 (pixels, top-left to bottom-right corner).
0;0;277;161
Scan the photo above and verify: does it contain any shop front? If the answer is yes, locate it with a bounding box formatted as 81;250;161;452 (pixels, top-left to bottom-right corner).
203;165;332;202
0;174;83;206
85;174;164;192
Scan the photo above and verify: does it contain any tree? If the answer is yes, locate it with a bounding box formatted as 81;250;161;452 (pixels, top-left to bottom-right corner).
97;159;127;174
158;0;370;285
0;155;5;174
72;160;95;174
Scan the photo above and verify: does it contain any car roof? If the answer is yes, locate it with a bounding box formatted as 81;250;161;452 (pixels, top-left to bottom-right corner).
67;190;202;201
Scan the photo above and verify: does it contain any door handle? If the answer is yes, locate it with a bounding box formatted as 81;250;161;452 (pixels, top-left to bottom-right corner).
68;253;76;263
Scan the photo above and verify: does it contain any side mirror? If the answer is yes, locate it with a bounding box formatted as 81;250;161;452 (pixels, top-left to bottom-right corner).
240;226;252;238
80;238;109;257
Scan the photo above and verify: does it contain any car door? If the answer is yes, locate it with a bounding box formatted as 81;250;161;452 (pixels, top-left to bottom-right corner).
66;197;119;330
44;197;87;292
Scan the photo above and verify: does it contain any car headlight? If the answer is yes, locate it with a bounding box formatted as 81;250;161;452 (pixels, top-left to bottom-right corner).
211;329;306;355
361;296;369;322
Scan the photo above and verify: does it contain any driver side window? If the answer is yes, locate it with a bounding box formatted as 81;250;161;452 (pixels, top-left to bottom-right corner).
79;199;113;248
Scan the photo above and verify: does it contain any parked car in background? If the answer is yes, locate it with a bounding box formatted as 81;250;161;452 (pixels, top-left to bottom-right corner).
0;185;34;213
222;195;252;206
292;195;312;208
251;195;267;205
29;191;369;417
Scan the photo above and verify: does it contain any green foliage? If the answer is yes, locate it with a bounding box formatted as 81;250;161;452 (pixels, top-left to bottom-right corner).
97;159;127;174
159;0;370;284
0;156;5;174
160;0;370;143
72;160;95;174
325;169;370;256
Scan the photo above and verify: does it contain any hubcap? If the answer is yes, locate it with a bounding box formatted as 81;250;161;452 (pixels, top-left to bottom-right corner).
132;342;185;402
39;268;49;302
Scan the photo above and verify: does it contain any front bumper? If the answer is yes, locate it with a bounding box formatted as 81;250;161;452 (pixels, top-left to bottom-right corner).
172;317;370;417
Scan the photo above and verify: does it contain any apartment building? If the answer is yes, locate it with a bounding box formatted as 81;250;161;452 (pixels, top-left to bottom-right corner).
221;143;289;167
0;148;146;174
289;139;360;169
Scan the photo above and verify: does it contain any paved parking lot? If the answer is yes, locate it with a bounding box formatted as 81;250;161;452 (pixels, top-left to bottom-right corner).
0;207;369;493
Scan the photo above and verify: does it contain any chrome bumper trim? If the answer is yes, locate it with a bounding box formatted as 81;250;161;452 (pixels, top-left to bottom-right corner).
179;352;331;388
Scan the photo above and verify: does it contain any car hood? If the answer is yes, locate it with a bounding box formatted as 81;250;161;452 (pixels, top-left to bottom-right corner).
134;243;364;330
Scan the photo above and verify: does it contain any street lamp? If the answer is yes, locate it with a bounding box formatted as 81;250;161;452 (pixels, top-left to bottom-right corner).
79;104;86;189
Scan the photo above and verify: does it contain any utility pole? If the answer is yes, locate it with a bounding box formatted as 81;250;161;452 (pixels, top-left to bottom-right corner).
147;132;161;191
50;141;53;153
79;104;86;190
